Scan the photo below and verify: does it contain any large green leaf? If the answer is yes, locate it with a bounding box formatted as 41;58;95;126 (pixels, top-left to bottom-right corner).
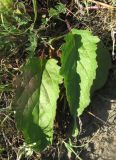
61;29;111;118
14;58;62;151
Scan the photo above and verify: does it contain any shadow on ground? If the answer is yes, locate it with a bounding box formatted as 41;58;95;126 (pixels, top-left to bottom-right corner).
80;73;116;160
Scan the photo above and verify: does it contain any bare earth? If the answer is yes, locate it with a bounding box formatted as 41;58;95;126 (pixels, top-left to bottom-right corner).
80;73;116;160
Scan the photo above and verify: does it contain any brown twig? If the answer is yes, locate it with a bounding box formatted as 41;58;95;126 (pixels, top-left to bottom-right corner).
65;19;72;31
26;8;48;14
87;111;109;126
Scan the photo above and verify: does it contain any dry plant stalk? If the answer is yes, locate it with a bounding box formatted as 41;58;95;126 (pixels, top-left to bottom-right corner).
86;0;116;9
111;28;116;57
